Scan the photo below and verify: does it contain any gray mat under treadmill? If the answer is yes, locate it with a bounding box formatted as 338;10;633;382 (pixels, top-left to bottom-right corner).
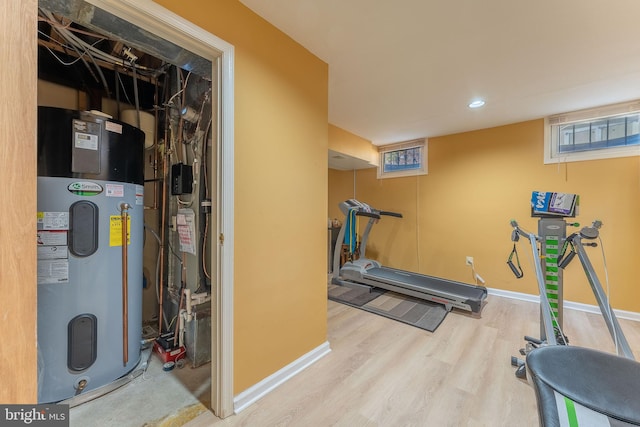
328;284;448;332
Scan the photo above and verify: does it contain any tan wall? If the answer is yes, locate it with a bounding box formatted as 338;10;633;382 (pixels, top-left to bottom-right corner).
155;0;329;393
0;0;38;403
328;169;357;223
327;125;378;220
329;119;640;312
328;124;378;166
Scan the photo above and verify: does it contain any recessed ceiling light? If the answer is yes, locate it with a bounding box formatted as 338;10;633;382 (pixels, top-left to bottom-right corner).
468;100;485;108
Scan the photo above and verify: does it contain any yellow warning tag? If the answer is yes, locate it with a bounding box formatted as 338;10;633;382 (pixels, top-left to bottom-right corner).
110;215;131;246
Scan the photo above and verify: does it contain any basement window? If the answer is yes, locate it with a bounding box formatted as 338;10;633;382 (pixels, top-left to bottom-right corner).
377;139;427;179
545;100;640;163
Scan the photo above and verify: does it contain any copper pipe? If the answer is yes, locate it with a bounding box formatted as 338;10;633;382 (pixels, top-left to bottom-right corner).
120;203;130;366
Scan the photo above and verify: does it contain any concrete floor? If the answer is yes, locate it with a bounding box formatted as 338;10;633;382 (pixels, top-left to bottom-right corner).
69;345;212;427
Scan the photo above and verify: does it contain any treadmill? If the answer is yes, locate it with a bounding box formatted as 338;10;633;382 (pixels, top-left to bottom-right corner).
331;199;488;316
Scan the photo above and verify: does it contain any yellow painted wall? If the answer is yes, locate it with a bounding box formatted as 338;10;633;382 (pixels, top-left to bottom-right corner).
328;169;357;223
155;0;329;393
329;119;640;312
328;124;378;166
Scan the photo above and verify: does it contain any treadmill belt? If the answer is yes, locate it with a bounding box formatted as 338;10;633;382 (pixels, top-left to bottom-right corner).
364;267;487;301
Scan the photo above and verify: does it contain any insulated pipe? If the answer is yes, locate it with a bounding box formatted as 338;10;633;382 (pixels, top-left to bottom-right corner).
120;203;131;365
185;288;192;320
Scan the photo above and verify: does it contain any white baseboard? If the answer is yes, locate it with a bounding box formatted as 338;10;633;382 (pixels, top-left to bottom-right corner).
487;287;640;322
233;341;331;414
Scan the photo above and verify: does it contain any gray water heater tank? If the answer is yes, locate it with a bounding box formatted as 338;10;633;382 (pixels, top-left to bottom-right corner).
37;107;145;403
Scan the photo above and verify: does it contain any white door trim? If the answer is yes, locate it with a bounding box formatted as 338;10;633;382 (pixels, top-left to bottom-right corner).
84;0;235;417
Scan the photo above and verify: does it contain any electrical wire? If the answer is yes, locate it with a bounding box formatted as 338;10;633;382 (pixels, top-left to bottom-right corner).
40;9;164;75
165;71;192;109
38;30;95;66
38;15;107;39
145;225;169;330
200;118;213;282
116;73;133;105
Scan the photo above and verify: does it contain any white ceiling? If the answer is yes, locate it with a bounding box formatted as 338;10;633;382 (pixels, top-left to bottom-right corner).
240;0;640;147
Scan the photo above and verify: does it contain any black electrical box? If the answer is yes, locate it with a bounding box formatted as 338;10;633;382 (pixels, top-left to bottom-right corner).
171;163;193;195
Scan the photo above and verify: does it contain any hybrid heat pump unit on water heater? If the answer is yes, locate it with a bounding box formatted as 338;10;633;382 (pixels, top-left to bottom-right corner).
37;107;145;403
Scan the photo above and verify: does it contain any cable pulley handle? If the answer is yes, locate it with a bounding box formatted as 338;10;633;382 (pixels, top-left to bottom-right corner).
507;243;524;278
378;210;403;218
558;250;576;269
557;238;576;269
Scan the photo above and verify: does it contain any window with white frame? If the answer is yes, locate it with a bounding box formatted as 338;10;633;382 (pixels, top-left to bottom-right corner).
377;139;427;179
545;100;640;164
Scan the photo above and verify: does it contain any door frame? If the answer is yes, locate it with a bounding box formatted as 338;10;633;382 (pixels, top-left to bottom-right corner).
83;0;235;417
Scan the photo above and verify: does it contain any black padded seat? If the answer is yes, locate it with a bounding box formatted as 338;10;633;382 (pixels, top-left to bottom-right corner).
526;345;640;426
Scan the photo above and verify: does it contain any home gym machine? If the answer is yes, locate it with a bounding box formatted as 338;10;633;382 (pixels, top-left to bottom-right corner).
508;194;640;425
331;199;488;316
507;191;635;379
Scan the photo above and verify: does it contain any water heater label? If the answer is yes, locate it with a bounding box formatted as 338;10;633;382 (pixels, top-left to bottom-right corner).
105;183;124;197
40;212;69;230
135;184;144;205
37;230;67;246
37;245;68;260
68;181;103;196
37;259;69;284
105;121;123;134
75;132;99;151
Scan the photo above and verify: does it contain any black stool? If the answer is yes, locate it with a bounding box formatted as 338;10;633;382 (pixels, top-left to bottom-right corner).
526;345;640;426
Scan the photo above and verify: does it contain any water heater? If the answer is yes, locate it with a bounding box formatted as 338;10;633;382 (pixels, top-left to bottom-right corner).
37;107;145;403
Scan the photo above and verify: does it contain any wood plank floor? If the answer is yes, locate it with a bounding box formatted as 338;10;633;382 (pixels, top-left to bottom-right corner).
186;295;640;426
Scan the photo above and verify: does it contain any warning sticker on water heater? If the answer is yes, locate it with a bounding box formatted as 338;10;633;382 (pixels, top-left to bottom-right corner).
38;212;69;230
109;215;131;246
37;230;67;246
105;183;124;197
38;259;69;284
37;245;68;260
135;184;144;205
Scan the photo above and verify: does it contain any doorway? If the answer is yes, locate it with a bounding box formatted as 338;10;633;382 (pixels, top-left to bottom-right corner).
36;0;234;419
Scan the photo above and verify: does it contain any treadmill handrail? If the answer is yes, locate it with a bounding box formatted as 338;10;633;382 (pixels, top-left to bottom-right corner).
379;210;403;218
355;210;381;219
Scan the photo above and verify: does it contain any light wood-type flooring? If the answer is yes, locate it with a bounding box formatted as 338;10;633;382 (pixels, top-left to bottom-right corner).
186;294;640;426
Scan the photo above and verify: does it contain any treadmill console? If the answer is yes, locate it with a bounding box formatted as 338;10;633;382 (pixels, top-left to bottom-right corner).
339;199;372;215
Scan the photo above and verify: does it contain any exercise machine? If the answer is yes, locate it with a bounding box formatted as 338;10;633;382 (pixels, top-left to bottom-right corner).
508;191;640;426
508;191;634;376
331;199;488;316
